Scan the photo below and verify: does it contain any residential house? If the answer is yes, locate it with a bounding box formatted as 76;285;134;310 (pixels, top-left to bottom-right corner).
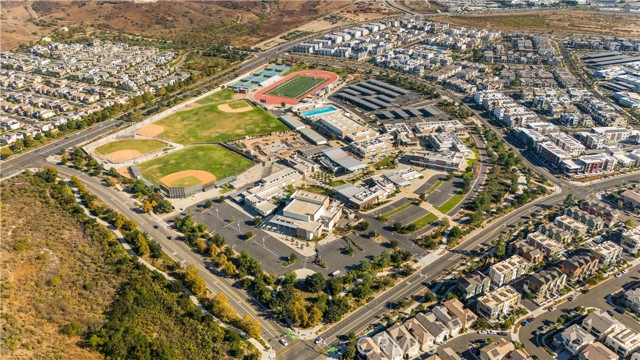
432;305;463;337
456;272;491;301
443;298;478;329
509;240;544;263
555;324;595;355
476;286;521;320
415;312;450;344
559;254;599;281
578;342;618;360
523;267;567;303
554;215;588;237
404;317;435;351
386;323;420;359
604;327;640;358
623;288;640;314
579;201;619;224
582;309;622;340
621;190;640;210
527;232;565;260
538;223;572;243
621;226;640;254
585;241;623;266
479;338;516;360
489;255;530;287
373;331;404;360
358;337;390;360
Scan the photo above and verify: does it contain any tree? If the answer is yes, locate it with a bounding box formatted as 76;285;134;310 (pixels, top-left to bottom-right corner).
218;196;226;204
389;240;399;249
38;166;58;183
241;314;261;338
142;200;154;214
305;273;326;293
307;306;323;327
564;193;576;206
495;237;506;258
253;216;263;227
184;264;206;297
203;200;213;209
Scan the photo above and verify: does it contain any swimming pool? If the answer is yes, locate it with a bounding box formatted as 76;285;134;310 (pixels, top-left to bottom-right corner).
301;106;337;117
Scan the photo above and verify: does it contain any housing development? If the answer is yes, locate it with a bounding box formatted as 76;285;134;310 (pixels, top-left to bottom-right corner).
1;2;640;360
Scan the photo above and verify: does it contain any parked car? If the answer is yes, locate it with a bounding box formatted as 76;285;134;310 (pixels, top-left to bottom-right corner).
548;306;557;311
314;338;323;345
615;273;622;278
568;296;576;301
615;307;625;314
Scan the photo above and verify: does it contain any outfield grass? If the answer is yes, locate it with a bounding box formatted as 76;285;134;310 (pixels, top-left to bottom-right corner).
95;139;165;155
437;193;466;214
138;145;253;185
383;202;413;218
196;89;236;105
425;180;443;195
265;75;326;99
407;213;439;231
152;102;289;144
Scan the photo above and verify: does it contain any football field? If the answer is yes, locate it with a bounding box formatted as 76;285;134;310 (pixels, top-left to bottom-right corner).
264;75;327;99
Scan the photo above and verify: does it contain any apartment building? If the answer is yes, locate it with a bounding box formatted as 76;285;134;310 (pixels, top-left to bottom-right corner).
523;267;567;303
456;271;491;301
476;286;520;320
527;231;565;259
489;255;530;287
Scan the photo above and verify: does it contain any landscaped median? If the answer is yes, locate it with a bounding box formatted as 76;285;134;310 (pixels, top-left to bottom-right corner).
437;192;466;214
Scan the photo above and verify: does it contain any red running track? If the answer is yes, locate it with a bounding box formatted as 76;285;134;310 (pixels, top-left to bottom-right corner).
253;70;339;105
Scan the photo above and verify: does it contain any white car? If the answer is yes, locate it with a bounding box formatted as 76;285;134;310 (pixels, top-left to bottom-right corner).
615;273;622;278
279;339;288;346
568;296;576;301
622;269;628;274
314;338;323;345
548;306;557;311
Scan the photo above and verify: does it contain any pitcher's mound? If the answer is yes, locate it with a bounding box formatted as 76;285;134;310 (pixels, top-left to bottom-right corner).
137;124;165;137
159;170;216;187
218;103;253;113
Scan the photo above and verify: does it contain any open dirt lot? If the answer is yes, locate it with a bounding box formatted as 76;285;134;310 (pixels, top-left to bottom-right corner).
1;1;354;51
436;11;640;37
231;131;311;162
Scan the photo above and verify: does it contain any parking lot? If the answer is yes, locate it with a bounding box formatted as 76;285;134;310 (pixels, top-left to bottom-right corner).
426;178;464;208
182;199;396;276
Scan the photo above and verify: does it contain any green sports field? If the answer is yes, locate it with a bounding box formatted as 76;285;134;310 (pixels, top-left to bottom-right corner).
138;145;253;186
195;88;235;105
152;100;289;144
264;75;327;99
95;139;165;155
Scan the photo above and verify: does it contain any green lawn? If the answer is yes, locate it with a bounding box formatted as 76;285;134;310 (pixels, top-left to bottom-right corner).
374;156;396;170
196;89;236;105
407;213;439;231
138;145;253;185
170;175;201;188
152;102;288;144
264;75;326;99
437;193;466;214
95;139;165;155
383;202;413;218
425;180;443;195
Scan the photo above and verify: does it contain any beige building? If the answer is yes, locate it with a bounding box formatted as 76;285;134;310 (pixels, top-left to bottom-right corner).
269;190;342;240
476;286;521;320
489;255;530;287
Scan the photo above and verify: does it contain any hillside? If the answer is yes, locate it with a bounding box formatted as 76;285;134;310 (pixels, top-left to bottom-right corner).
0;171;255;359
1;0;353;50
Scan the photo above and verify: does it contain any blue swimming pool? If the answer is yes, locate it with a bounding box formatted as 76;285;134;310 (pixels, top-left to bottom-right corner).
301;106;337;117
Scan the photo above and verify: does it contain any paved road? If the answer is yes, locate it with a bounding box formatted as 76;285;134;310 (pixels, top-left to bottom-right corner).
518;263;640;360
282;172;640;360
